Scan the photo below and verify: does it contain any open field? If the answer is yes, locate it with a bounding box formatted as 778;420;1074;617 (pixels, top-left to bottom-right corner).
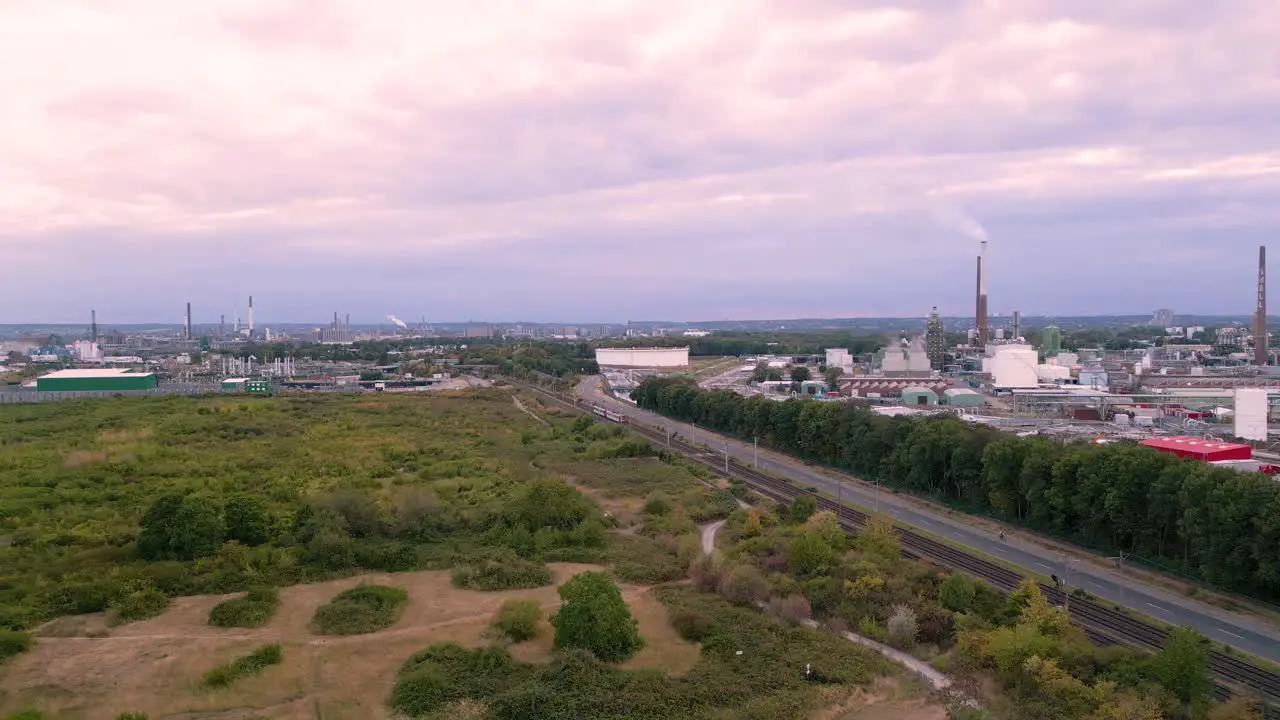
0;391;924;719
0;564;675;719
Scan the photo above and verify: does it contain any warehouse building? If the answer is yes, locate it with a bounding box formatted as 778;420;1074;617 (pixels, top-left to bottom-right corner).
901;386;939;406
595;347;690;368
1138;436;1251;462
36;368;157;392
943;388;985;407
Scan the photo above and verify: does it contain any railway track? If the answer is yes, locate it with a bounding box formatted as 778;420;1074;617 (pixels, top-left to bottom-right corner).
528;386;1280;710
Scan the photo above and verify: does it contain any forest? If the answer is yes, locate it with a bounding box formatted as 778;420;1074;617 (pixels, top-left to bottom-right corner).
631;378;1280;602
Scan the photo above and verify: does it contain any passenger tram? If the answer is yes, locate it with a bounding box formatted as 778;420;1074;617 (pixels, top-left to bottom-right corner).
591;403;628;424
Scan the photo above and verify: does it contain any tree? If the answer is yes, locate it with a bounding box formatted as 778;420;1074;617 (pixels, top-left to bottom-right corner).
788;494;816;524
550;572;643;662
138;494;225;561
223;495;270;546
790;366;811;382
823;366;842;389
1149;627;1212;708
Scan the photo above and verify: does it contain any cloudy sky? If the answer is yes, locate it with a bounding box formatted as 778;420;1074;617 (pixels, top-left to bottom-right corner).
2;0;1278;324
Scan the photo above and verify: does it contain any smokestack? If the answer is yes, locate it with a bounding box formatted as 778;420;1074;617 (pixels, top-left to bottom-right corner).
220;314;225;338
91;309;98;343
1256;245;1268;365
1012;310;1020;342
977;241;988;347
248;296;254;337
185;302;192;339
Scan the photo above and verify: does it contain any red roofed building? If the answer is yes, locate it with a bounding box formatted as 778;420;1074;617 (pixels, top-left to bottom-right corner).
1138;436;1252;462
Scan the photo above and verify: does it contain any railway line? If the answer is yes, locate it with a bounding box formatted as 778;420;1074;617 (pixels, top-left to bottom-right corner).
525;385;1280;711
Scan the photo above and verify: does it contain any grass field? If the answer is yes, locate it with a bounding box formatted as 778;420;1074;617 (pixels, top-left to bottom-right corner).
0;390;927;719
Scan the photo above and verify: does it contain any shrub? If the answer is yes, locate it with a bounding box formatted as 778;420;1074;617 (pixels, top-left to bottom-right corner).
209;588;280;628
550;572;644;662
642;495;672;516
494;599;541;642
4;711;48;720
108;587;170;626
115;714;149;720
389;643;524;717
886;605;918;649
670;609;716;642
938;573;977;613
202;643;283;688
773;594;812;624
0;630;32;664
452;557;553;591
310;585;408;635
689;554;722;592
719;564;768;607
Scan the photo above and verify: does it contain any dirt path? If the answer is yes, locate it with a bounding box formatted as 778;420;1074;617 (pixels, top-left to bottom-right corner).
701;520;725;555
512;393;550;426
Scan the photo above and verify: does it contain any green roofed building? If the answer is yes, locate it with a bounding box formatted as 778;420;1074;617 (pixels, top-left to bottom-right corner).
36;368;157;392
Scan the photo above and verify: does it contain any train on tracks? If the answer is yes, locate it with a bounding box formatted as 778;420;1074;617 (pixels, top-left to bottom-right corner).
591;403;628;424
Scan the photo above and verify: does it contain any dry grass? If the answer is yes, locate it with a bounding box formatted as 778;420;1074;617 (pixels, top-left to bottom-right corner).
809;677;946;720
0;564;701;720
61;450;107;468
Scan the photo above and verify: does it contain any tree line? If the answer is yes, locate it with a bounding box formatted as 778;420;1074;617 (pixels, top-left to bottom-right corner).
631;378;1280;601
600;331;884;357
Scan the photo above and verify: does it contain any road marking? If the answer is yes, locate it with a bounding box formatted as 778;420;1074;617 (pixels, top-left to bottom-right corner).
1085;581;1104;589
1145;603;1170;613
1036;563;1054;571
991;547;1008;554
1218;628;1246;640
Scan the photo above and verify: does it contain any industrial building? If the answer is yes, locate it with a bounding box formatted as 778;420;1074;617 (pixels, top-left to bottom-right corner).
925;307;945;370
36;368;157;392
1138;436;1252;462
595;347;690;368
943;388;985;407
901;386;939;406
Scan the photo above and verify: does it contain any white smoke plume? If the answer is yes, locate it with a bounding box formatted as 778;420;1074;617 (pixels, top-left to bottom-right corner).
386;314;409;329
926;196;989;242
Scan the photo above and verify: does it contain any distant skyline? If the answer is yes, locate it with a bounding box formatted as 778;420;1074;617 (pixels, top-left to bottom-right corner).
2;1;1278;323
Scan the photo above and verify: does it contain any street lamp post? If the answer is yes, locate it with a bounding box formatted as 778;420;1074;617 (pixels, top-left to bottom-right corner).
753;436;759;469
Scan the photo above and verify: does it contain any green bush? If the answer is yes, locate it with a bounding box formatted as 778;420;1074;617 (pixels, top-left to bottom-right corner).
0;630;33;663
310;585;408;635
209;588;280;628
4;711;48;720
108;587;170;625
550;571;644;662
494;599;541;642
451;557;553;591
137;494;225;561
939;573;977;613
223;495;271;546
389;643;526;717
115;713;149;720
202;643;283;688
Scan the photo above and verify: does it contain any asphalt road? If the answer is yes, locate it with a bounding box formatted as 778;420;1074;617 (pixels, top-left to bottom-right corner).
578;378;1280;663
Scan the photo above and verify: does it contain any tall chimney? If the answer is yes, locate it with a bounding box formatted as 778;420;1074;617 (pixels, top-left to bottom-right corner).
1256;245;1268;365
91;309;98;343
248;296;254;337
978;240;989;347
185;302;192;339
220;314;225;338
1012;310;1020;342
